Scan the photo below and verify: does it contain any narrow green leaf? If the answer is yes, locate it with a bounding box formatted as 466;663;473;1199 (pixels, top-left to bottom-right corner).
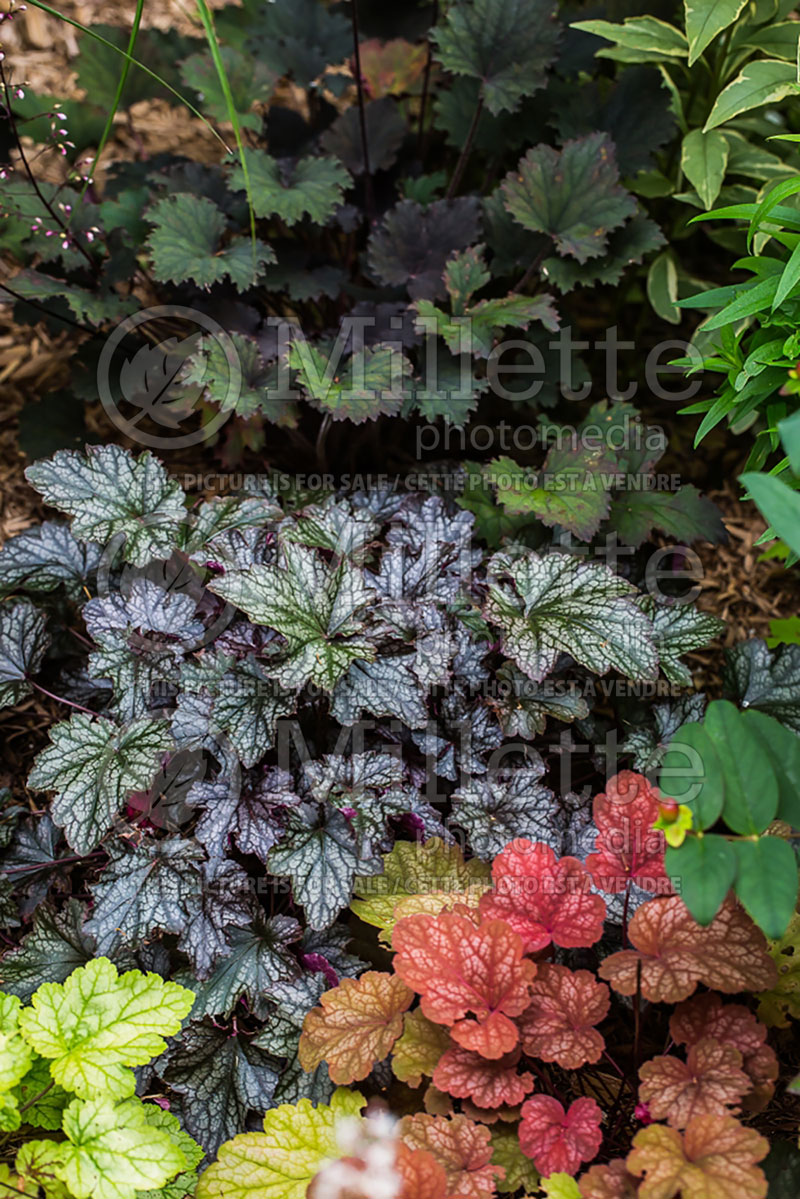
778;409;800;474
647;251;681;323
705;60;800;131
684;0;747;65
680;128;729;209
740;470;800;556
699;275;780;331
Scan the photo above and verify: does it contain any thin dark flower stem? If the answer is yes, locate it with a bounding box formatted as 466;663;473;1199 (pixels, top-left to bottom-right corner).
17;1080;54;1116
517;247;547;294
29;678;106;719
0;63;96;271
3;852;105;876
0;279;91;335
417;0;439;156
633;959;642;1071
621;878;632;949
446;92;483;201
349;0;375;224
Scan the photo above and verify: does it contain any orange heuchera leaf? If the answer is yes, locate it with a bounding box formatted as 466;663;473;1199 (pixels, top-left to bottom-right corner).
479;840;607;952
586;771;669;895
669;993;778;1105
518;1095;603;1177
626;1116;769;1199
392;1010;453;1088
578;1158;639;1198
399;1113;503;1199
395;1143;450;1199
298;971;413;1084
433;1045;534;1108
392;912;536;1058
517;963;610;1069
638;1039;751;1127
598;897;777;1003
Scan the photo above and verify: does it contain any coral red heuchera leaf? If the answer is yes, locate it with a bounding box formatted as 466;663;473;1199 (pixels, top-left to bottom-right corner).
586;771;670;894
669;994;778;1103
394;1143;450;1199
578;1158;639;1199
399;1113;503;1199
478;840;607;952
638;1039;751;1128
626;1116;769;1199
298;970;414;1084
432;1045;534;1109
598;896;777;1003
519;1095;603;1177
392;912;536;1058
517;963;610;1069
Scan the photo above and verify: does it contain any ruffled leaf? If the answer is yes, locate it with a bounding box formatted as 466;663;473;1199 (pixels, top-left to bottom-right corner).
299;971;413;1084
479;840;607;953
517;963;609;1069
392;912;536;1058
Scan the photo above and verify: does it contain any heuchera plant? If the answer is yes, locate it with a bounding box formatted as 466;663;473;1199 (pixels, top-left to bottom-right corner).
5;0;798;457
0;443;797;1192
0;959;201;1199
195;834;781;1198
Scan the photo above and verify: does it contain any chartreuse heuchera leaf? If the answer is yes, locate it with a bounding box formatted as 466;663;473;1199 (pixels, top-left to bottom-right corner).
18;957;194;1100
0;993;34;1131
195;1087;366;1199
1;962;199;1199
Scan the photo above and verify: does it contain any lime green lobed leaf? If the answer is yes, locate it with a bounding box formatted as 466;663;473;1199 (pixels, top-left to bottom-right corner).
18;957;194;1101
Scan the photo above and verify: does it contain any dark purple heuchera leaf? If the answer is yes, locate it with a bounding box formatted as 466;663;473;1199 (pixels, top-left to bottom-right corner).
177;915;302;1019
86;836;257;975
451;759;558;857
367;197;481;300
157;1019;281;1155
190;767;301;861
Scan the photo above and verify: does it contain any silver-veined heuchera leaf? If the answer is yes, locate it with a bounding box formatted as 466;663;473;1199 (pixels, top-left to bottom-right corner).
639;597;725;687
484;549;658;682
0;522;100;600
18;957;194;1102
208;542;376;690
268;806;379;930
28;715;173;855
25;446;187;567
157;1020;282;1156
501;134;637;262
432;0;561;115
0;601;49;711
